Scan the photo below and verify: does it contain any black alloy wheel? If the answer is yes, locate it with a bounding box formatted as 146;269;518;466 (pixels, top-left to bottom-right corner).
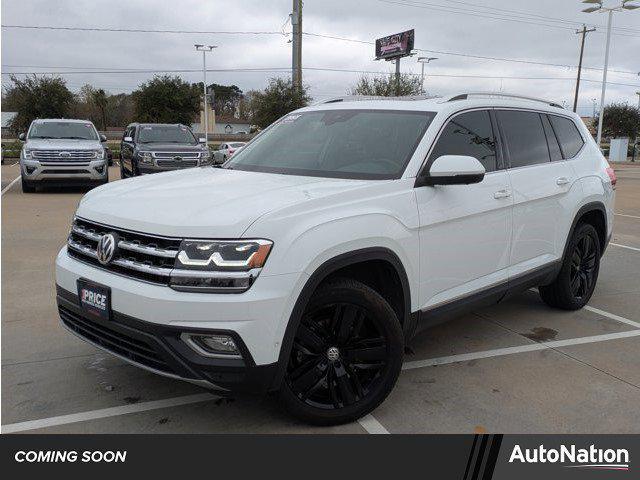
281;279;403;425
569;232;598;300
539;223;601;310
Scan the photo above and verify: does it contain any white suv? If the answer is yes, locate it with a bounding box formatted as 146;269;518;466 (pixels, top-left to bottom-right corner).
55;93;615;425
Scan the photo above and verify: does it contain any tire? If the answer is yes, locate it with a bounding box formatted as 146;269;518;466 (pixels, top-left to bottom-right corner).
21;176;36;193
280;278;404;426
539;223;601;310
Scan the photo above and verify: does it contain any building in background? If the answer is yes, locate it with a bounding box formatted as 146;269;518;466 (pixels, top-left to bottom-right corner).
1;112;17;136
213;115;251;134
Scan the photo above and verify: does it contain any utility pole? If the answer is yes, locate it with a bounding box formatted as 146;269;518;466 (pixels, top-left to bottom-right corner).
636;91;640;109
291;0;302;91
195;44;217;141
395;58;401;96
573;25;596;112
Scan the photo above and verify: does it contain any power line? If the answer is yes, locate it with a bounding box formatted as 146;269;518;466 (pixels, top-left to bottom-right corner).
375;0;640;38
0;24;284;35
3;66;639;87
302;32;639;76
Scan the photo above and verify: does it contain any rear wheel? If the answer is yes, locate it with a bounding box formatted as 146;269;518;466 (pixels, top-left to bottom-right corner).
280;278;403;425
539;223;600;310
21;176;36;193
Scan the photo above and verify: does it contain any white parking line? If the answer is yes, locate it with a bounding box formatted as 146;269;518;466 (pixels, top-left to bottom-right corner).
610;243;640;253
1;175;20;196
357;414;390;434
616;213;640;220
584;306;640;329
1;393;216;434
402;330;640;371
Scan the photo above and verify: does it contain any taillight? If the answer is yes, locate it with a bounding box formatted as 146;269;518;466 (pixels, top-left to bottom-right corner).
605;167;617;190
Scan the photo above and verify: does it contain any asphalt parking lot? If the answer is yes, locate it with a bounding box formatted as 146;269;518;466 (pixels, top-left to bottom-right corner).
2;163;640;434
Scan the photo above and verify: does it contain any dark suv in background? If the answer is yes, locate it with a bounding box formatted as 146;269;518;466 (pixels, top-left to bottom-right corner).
119;123;212;178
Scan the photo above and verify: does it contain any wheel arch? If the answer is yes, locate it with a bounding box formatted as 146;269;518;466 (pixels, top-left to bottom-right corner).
563;201;608;260
270;247;412;390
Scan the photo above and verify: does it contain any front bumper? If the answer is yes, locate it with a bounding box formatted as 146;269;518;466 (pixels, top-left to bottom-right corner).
55;246;305;391
56;286;277;393
21;158;108;182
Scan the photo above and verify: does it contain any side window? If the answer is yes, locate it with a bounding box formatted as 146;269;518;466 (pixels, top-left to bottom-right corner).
497;110;550;168
541;114;563;162
549;115;585;159
428;110;497;172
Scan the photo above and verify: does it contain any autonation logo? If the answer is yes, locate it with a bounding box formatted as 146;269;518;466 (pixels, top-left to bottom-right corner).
509;444;630;471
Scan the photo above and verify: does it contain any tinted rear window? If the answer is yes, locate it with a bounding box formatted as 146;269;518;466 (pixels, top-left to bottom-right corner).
498;111;549;168
541;114;563;162
549;115;584;159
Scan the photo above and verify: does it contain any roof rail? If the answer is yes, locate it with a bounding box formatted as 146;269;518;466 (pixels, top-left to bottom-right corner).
315;94;437;105
444;92;563;109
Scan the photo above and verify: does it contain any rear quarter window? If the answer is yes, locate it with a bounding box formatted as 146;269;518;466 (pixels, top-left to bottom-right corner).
549;115;585;159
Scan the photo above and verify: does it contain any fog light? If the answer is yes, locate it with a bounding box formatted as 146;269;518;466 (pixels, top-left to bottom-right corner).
181;333;241;358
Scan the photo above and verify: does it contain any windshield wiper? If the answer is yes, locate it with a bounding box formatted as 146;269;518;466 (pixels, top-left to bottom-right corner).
61;136;91;140
30;136;56;139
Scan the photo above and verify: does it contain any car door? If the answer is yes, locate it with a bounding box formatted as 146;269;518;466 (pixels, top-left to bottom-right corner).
121;126;136;174
496;109;576;279
415;109;513;311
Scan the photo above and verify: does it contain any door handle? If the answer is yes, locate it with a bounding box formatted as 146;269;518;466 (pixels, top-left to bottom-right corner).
556;177;570;186
493;189;512;199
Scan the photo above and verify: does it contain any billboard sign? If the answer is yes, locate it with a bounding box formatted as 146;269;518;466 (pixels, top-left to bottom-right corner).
375;29;415;60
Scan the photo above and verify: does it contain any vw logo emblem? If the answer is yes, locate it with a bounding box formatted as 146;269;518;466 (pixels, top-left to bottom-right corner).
59;151;71;158
96;233;118;265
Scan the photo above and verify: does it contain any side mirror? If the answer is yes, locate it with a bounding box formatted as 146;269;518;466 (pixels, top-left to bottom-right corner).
18;133;26;141
123;136;133;143
198;137;207;144
100;134;107;142
416;155;485;187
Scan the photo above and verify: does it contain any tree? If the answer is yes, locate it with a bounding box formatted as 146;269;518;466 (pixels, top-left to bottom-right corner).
246;78;310;128
3;75;76;134
92;89;108;131
204;83;244;117
593;103;640;139
349;74;423;97
132;75;200;125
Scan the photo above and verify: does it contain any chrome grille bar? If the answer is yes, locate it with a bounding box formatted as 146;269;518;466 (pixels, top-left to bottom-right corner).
72;224;179;258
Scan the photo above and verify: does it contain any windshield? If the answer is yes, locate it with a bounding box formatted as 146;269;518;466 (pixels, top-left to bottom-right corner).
225;109;435;179
229;143;245;148
28;121;98;140
138;125;197;144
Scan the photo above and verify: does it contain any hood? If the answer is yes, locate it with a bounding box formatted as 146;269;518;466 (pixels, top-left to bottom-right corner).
137;143;204;152
25;138;102;150
77;168;373;238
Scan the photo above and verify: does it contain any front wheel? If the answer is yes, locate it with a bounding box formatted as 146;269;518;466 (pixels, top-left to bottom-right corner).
280;278;403;426
539;223;601;310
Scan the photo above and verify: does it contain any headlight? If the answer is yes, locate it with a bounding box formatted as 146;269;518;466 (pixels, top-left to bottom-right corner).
201;149;211;159
92;149;105;159
169;239;273;293
22;148;33;159
138;151;153;164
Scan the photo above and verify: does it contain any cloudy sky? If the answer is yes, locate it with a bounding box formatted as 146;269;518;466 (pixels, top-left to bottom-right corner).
2;0;639;116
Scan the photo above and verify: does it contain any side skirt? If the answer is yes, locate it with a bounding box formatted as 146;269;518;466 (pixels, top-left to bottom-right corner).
412;261;561;337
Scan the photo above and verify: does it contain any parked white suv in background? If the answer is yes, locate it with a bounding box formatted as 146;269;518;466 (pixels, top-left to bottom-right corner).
19;119;108;192
55;93;615;425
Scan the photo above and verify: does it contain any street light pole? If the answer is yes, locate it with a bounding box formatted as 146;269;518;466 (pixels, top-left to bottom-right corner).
195;44;217;141
581;0;640;146
417;57;437;94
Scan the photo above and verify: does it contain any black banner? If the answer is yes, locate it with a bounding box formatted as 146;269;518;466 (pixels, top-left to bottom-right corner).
1;434;637;479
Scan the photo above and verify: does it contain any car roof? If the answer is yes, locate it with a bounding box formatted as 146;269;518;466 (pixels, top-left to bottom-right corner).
301;92;576;119
33;118;95;124
128;123;187;128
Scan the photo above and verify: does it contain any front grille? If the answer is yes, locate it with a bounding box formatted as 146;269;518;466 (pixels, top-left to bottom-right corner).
67;217;181;284
59;305;173;374
153;151;200;159
156;159;199;168
42;169;90;174
33;150;97;161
